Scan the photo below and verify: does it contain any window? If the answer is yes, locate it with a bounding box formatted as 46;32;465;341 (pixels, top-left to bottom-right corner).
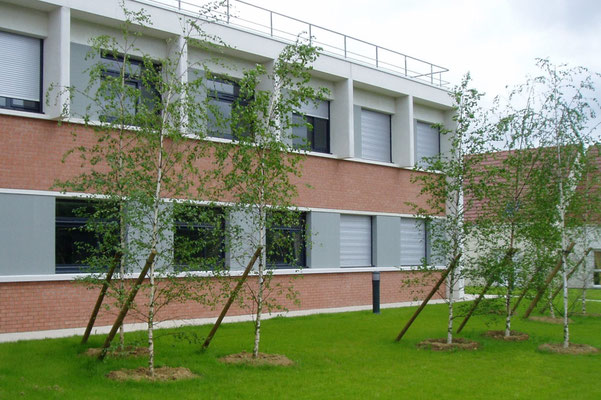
174;207;225;271
267;212;306;269
98;53;152;123
55;199;118;274
292;100;330;153
0;31;42;112
207;78;241;139
400;218;427;266
594;251;601;286
415;120;440;167
340;214;372;267
361;109;391;163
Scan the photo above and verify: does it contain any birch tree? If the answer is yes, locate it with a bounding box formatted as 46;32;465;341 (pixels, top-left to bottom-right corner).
213;38;327;358
533;59;600;348
409;74;487;344
56;5;227;375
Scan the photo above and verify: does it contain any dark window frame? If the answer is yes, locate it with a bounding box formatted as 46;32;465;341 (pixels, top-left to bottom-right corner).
207;77;242;140
55;198;117;274
173;207;226;271
266;212;307;269
292;109;331;154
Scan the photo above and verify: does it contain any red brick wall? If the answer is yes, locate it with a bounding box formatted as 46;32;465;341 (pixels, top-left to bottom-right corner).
0;271;442;334
0;115;433;214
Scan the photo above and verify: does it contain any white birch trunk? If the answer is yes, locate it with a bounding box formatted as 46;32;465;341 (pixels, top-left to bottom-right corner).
447;269;454;344
253;205;266;358
504;289;512;337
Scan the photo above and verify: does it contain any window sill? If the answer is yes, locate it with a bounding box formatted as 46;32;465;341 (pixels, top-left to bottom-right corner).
0;108;51;120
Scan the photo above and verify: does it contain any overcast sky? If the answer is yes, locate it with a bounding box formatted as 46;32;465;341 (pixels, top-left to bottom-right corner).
214;0;601;101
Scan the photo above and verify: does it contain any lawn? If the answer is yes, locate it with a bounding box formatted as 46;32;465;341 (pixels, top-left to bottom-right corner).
1;298;601;400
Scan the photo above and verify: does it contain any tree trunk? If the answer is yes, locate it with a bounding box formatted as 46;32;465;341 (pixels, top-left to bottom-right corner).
253;206;266;358
148;261;155;377
562;253;569;348
504;289;512;337
447;269;454;344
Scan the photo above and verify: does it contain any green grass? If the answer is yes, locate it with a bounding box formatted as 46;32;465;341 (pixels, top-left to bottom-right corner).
2;301;601;400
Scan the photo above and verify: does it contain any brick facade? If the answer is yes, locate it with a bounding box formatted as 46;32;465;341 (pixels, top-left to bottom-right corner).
0;271;442;334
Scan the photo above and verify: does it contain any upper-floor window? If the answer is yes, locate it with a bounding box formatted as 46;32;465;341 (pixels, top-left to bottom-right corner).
415;120;440;167
361;108;391;163
55;199;118;274
98;52;158;123
266;212;306;269
292;100;330;153
207;78;241;139
174;206;225;271
594;251;601;286
0;31;42;113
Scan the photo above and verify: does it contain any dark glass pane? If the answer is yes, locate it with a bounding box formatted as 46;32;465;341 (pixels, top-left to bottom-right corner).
208;98;234;139
595;251;601;269
594;271;601;286
174;207;225;270
292;114;309;149
266;213;306;268
311;117;329;153
0;97;6;107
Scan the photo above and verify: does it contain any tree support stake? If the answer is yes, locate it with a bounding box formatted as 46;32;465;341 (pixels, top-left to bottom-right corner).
99;250;157;360
395;253;461;342
523;242;575;319
201;246;263;351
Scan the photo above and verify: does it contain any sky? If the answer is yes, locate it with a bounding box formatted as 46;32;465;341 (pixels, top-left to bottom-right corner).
206;0;601;102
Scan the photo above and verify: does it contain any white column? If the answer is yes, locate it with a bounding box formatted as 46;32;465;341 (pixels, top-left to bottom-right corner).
44;6;70;119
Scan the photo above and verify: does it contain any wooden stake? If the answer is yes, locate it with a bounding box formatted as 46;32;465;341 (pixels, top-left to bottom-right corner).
99;250;157;360
395;253;461;342
549;247;592;303
81;253;122;344
201;246;263;351
523;242;575;319
457;248;515;334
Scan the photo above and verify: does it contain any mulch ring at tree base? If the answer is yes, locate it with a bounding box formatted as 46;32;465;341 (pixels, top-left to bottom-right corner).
84;346;149;358
528;316;572;324
484;330;529;341
538;343;599;355
219;352;294;366
107;367;197;382
417;338;479;351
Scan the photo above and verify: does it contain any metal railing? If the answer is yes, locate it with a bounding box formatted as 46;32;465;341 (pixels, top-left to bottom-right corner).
134;0;449;87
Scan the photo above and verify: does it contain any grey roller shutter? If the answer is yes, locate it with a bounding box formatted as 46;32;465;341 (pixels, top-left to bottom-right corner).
299;99;329;119
415;121;440;166
361;109;391;162
340;215;372;267
400;218;426;266
0;31;41;102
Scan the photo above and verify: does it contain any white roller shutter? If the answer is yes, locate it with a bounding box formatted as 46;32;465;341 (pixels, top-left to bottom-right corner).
340;215;372;267
0;31;41;102
416;121;440;166
299;99;329;119
400;218;426;266
361;109;391;162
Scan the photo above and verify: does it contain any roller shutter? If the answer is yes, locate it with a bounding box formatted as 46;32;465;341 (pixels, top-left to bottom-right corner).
340;215;372;267
0;31;41;102
415;121;440;166
361;109;391;162
400;218;426;266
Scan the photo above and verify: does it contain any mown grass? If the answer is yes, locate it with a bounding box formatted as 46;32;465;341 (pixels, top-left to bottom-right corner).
1;296;601;400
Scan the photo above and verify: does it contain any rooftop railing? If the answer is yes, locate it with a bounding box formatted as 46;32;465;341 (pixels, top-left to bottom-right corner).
134;0;450;87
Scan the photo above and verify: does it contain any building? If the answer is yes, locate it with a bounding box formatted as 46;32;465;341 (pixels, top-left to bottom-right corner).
0;0;455;338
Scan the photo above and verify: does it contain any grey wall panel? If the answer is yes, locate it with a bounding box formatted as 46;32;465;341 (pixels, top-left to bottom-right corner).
70;43;99;119
227;208;260;271
353;105;362;158
373;216;401;268
307;212;340;268
0;194;54;275
340;214;371;267
361;109;391;162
